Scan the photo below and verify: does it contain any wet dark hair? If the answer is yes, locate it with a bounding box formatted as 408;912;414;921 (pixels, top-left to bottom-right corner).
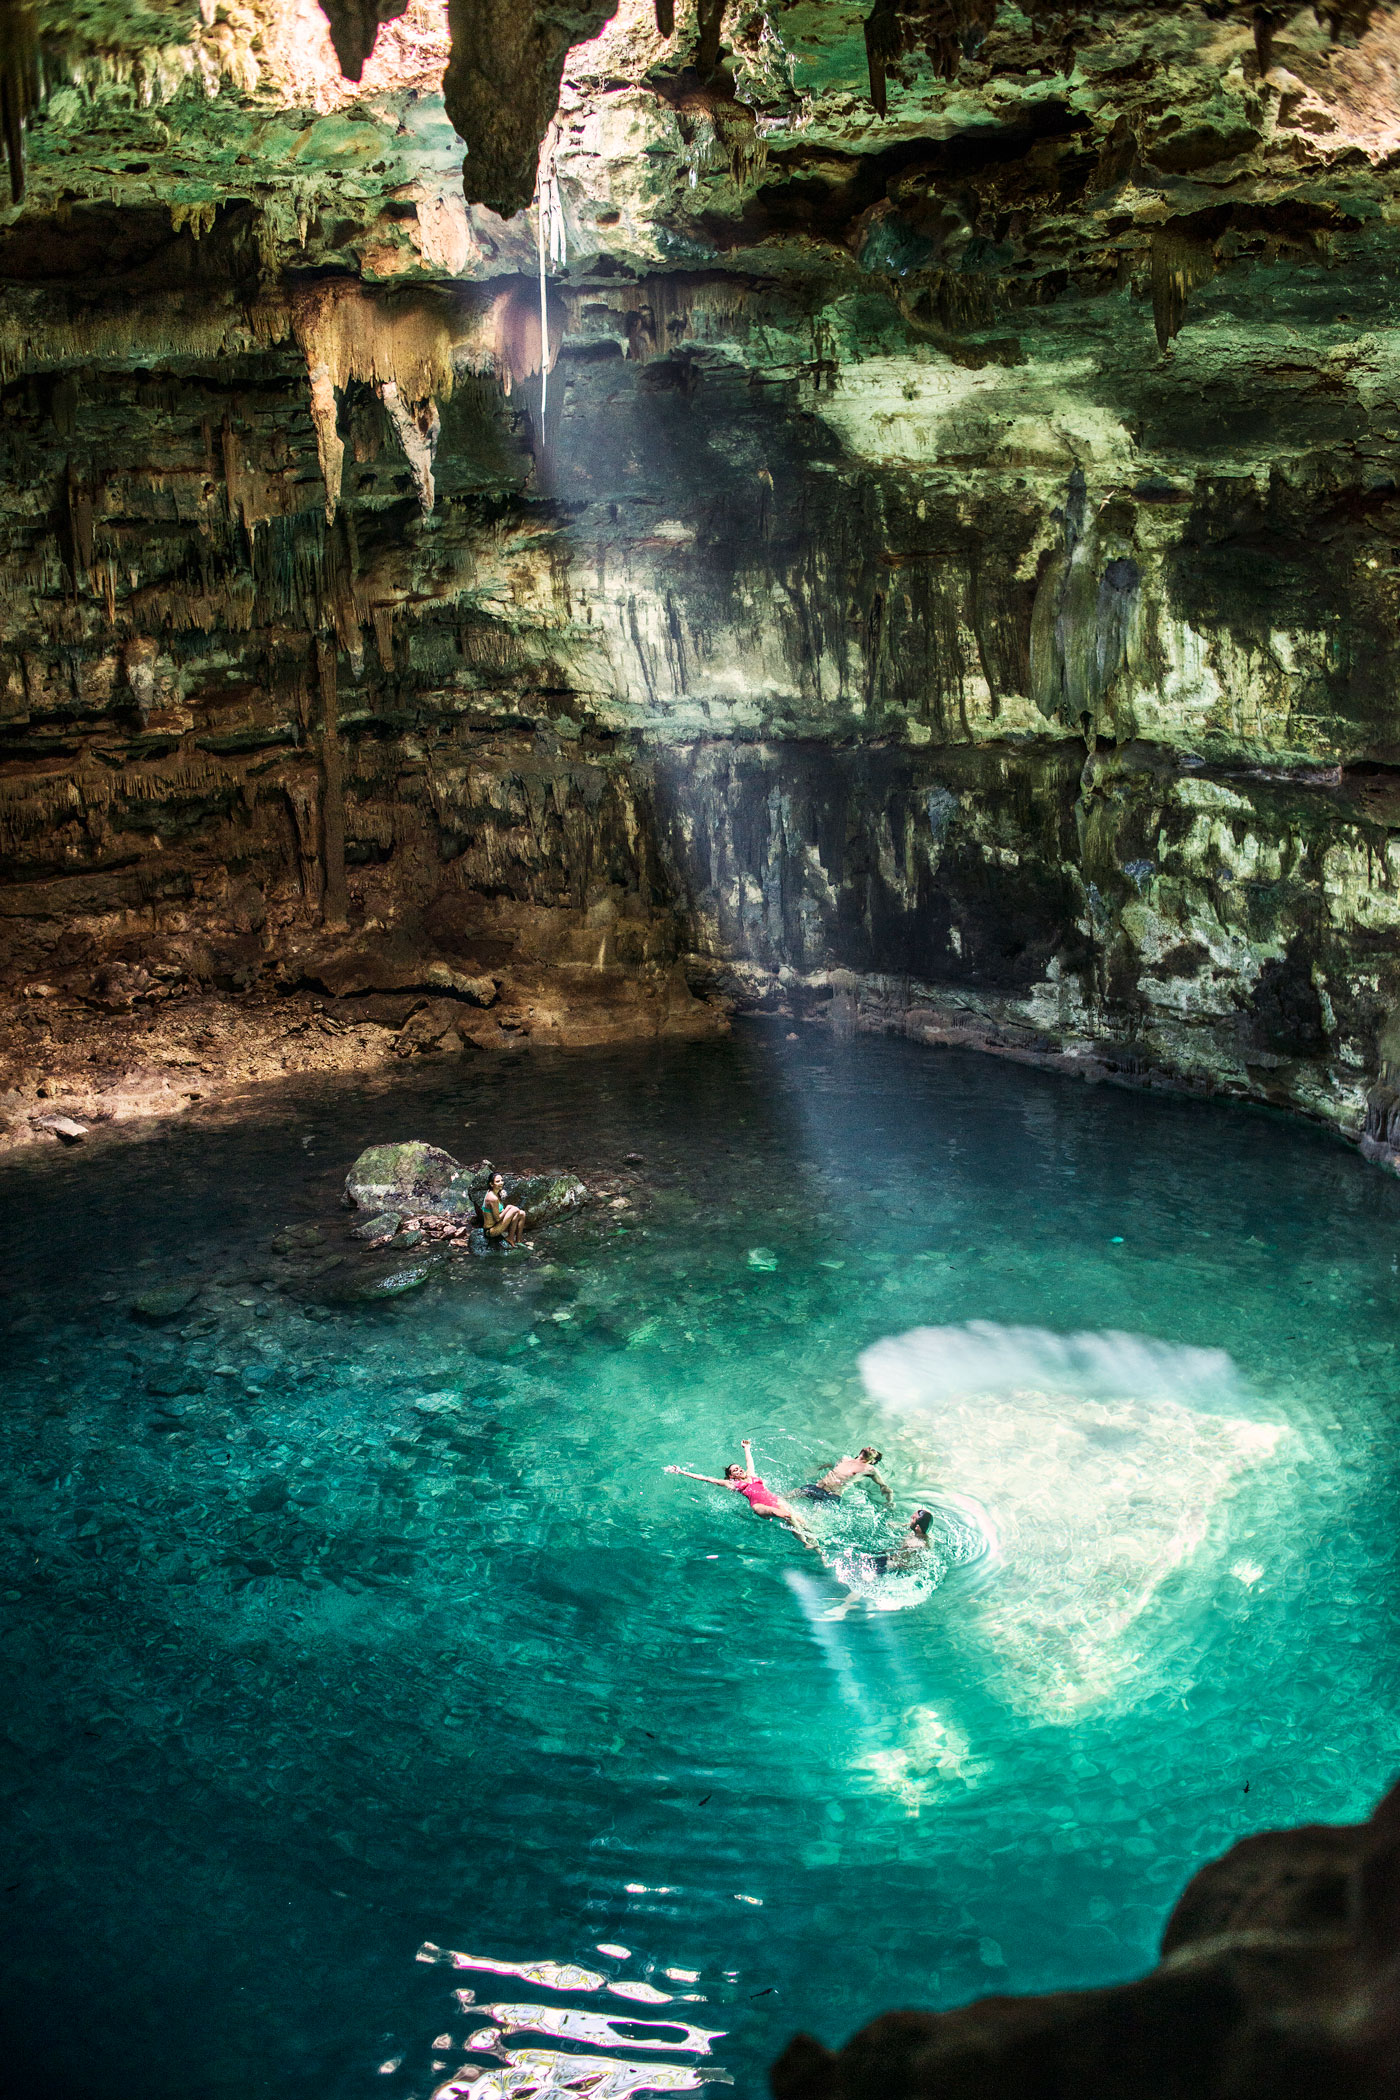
724;1463;744;1479
859;1447;882;1464
910;1508;933;1537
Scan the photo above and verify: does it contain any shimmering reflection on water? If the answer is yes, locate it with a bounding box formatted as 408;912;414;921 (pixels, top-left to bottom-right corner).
2;1025;1400;2100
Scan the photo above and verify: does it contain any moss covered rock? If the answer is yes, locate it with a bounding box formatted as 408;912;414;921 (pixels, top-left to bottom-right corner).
343;1142;460;1213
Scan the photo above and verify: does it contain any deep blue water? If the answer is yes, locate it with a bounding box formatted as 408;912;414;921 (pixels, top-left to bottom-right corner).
2;1024;1398;2099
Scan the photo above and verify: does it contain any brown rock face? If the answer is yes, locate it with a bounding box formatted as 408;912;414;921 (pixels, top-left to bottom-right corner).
443;0;618;216
772;1775;1400;2100
317;0;410;81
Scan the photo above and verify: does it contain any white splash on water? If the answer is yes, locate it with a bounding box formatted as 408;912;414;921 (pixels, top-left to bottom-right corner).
859;1323;1288;1718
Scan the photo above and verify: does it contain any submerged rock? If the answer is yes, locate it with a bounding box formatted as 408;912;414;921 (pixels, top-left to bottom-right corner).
145;1365;205;1397
131;1282;202;1322
312;1257;441;1305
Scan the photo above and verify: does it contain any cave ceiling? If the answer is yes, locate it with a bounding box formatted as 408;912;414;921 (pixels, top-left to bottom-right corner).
1;2;1395;308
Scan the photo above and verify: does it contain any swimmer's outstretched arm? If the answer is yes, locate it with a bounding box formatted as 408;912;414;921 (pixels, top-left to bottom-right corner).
665;1466;731;1487
740;1439;757;1482
870;1468;895;1505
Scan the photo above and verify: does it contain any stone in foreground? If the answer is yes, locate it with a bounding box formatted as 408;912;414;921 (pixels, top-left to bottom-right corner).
773;1775;1400;2100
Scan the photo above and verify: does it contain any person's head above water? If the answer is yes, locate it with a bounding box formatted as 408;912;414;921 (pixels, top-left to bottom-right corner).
859;1447;882;1464
724;1463;745;1480
909;1509;933;1538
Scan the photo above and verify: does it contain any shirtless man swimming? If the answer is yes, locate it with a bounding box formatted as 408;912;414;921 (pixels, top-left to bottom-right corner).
798;1447;893;1506
665;1439;817;1549
873;1507;934;1573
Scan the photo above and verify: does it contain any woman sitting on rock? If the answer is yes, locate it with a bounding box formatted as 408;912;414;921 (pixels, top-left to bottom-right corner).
482;1172;527;1248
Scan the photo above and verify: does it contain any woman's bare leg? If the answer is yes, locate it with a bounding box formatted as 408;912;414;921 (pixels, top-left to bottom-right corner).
771;1499;817;1549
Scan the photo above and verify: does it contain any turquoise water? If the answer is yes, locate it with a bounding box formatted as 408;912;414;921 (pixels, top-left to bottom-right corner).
3;1024;1400;2099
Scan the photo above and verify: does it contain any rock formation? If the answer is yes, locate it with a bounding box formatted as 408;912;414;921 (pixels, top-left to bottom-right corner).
4;1;1400;1148
770;1770;1400;2100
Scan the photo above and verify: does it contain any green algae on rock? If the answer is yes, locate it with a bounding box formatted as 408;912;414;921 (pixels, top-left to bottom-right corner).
343;1142;461;1212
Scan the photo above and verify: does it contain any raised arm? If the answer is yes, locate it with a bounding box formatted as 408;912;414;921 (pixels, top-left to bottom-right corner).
741;1439;757;1482
665;1466;731;1488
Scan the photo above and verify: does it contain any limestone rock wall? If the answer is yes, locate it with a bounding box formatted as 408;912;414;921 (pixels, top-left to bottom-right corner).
5;2;1400;1143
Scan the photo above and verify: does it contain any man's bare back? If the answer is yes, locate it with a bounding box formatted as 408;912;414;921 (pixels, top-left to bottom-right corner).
799;1446;893;1504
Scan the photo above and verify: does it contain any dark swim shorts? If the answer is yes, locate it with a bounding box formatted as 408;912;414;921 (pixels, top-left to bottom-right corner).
796;1484;840;1502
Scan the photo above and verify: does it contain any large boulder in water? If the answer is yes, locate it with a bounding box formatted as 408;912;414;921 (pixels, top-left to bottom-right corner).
344;1142;460;1212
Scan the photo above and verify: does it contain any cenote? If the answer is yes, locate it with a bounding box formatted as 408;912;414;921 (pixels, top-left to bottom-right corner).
3;1026;1399;2098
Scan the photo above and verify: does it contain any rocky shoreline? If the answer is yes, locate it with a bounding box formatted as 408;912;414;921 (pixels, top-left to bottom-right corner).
2;963;1390;1181
0;970;728;1158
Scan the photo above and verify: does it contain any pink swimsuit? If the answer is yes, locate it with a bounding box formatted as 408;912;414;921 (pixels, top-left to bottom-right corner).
732;1477;784;1515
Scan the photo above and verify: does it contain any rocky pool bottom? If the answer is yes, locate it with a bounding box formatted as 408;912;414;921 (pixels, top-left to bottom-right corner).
2;1026;1399;2100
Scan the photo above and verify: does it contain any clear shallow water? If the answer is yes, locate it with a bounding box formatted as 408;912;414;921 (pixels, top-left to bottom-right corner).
2;1024;1400;2100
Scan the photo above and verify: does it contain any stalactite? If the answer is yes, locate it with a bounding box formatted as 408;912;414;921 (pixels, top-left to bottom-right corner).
861;0;999;114
291;280;461;522
487;280;562;396
864;0;898;118
123;637;159;722
317;0;409;80
696;0;726;74
566;275;749;363
65;461;94;586
1150;228;1215;352
168;202;218;240
654;0;674;32
377;382;439;514
284;775;324;914
307;361;346;525
316;635;348;931
0;0;37;204
0;288;290;385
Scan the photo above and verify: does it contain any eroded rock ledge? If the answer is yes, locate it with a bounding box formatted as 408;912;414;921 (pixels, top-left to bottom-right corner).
773;1773;1400;2100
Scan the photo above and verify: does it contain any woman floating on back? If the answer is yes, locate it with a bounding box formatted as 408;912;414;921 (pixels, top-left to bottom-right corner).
665;1440;817;1549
